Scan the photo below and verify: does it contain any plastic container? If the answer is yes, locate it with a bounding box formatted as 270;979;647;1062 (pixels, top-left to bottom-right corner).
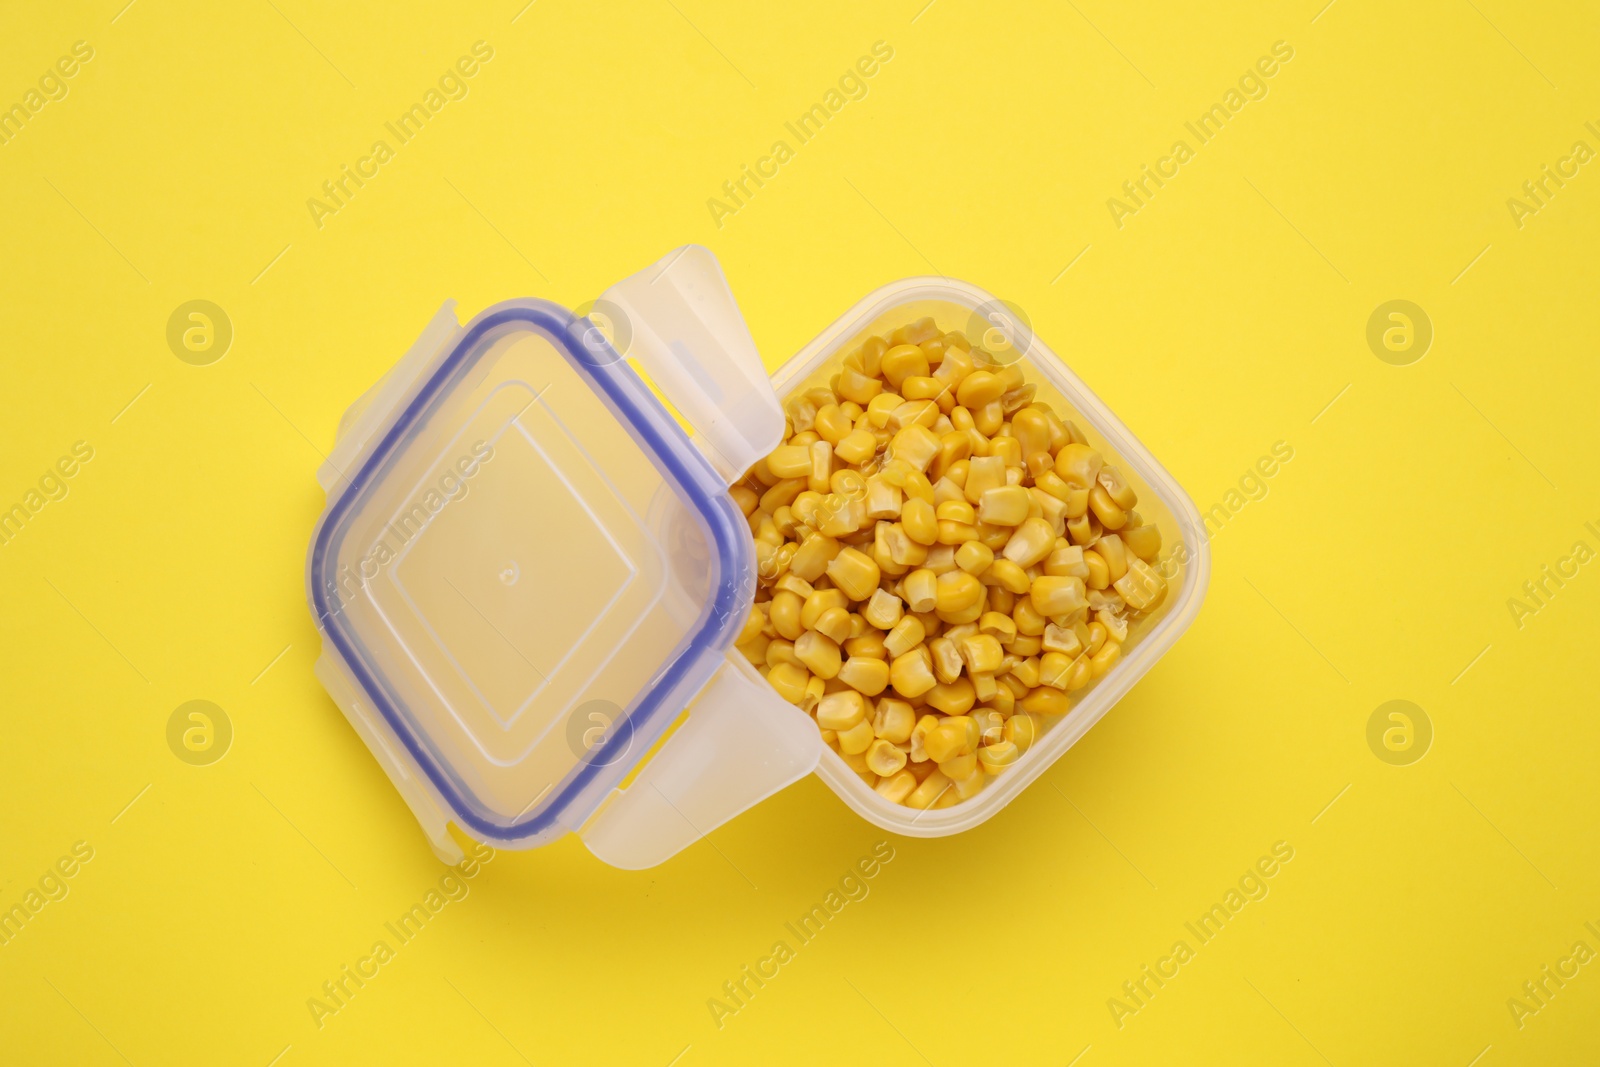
305;247;1208;869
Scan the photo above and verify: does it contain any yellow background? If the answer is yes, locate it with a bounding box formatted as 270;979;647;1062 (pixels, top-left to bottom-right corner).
3;0;1598;1063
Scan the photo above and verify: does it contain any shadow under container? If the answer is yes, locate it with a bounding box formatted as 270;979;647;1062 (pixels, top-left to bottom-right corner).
304;247;1208;869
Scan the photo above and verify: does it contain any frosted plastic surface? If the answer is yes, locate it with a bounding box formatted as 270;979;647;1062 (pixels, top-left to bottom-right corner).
320;322;716;829
601;245;783;482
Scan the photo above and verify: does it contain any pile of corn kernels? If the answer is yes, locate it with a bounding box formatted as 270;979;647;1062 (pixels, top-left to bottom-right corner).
733;317;1169;809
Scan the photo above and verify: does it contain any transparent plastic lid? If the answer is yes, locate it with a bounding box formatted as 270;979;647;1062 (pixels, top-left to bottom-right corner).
306;260;776;846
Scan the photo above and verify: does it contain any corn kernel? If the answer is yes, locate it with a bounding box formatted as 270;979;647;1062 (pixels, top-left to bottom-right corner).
881;343;930;389
1093;611;1126;646
990;435;1023;468
953;714;982;753
1088;485;1127;530
958;633;1005;674
875;770;917;803
837;718;875;755
873;698;916;743
774;574;814;600
1022;686;1071;715
830;468;866;499
938;751;978;781
890;424;942;471
1055;443;1103;488
882;523;928;570
1114;557;1168;612
766;445;811;480
769;591;803;641
1010;655;1042;689
836;366;883;406
937;519;979;545
1044;544;1088;579
978;741;1019;774
954;540;995;576
935;570;984;614
978;485;1031;526
766;662;809;704
760;478;806;515
794;630;841;679
816;689;868;730
862;476;902;521
900;469;936;503
1097;465;1137;509
814;405;852;445
1084;620;1108;657
865;391;901;427
765;640;802;671
961;454;1003;503
937;774;973;800
1030;487;1068;527
1031;575;1087;617
954;370;1003;408
984;559;1031;596
866;738;908;777
731;484;760;516
860;588;903;631
978;611;1018;644
818;492;864;537
1016;616;1056;657
898;377;943;406
971;708;1005;745
905;770;953;809
1042;623;1084;658
856;336;889;374
887;400;940;435
739;604;767;646
926;636;961;684
804;441;832;496
835;428;878;466
890;647;937;698
813;605;852;644
923;544;959;576
1090;639;1121;678
1004;713;1039;751
1038;651;1075;689
800;588;848;631
845;629;888;659
941;456;971;491
926;678;976;716
1096;533;1130;583
883;615;926;660
826;547;881;601
935;499;976;525
1083;549;1111;590
838;656;890;696
908;713;939;761
902;568;938;613
901;497;938;546
788;533;840;583
923;722;965;763
1002;517;1056;568
1062;654;1091;691
1121;521;1162;563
